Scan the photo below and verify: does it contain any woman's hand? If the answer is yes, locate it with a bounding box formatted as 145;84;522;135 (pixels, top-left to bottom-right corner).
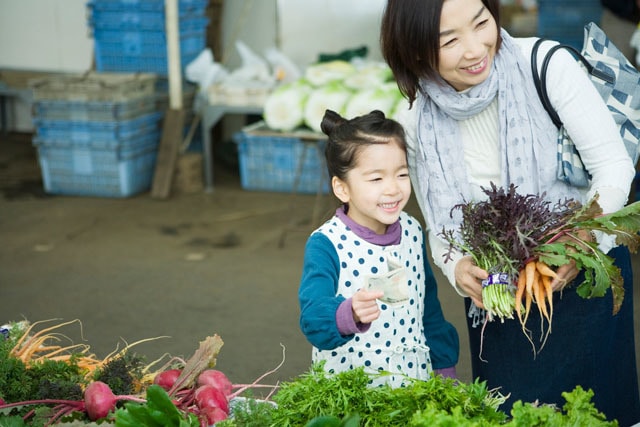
549;229;594;291
454;256;488;308
551;261;579;291
351;289;384;324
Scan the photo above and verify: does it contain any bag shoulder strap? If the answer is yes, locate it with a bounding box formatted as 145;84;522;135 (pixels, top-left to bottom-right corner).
530;39;610;129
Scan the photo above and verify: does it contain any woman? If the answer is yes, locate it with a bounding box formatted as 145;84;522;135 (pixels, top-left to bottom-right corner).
380;0;640;424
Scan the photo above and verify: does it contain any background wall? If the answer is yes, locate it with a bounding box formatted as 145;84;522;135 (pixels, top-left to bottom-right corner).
0;0;94;72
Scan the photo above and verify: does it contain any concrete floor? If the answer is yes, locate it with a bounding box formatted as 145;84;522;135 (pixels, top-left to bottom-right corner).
1;131;639;397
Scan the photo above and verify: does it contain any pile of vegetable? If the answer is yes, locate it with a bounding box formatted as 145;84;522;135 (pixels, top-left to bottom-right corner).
0;319;256;426
0;318;621;426
262;60;408;133
440;183;640;351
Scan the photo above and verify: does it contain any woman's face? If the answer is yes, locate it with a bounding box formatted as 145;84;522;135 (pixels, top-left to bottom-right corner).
437;0;498;91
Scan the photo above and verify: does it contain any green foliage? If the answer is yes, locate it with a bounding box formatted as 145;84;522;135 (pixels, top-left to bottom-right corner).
0;415;28;427
114;385;199;427
305;414;360;427
93;354;145;396
216;396;275;427
269;363;507;427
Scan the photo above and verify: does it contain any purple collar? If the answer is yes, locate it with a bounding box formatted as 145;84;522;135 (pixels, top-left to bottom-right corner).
335;205;402;246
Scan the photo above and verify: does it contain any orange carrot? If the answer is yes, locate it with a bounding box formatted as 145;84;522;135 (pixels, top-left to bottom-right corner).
535;261;558;279
533;270;548;318
515;270;526;323
522;261;537;325
534;272;548;325
524;261;536;299
541;274;554;328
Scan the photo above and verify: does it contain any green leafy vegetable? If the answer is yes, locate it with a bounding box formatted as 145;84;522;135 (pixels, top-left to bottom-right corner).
114;385;199;427
269;363;507;427
441;183;640;321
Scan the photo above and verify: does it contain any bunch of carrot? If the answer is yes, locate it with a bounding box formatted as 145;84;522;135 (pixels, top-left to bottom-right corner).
8;318;166;380
514;260;560;350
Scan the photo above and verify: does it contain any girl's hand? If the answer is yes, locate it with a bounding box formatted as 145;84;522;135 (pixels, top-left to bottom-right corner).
454;256;487;309
352;289;384;324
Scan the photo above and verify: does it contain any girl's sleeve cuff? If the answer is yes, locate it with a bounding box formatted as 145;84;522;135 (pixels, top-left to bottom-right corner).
433;366;457;379
336;298;371;336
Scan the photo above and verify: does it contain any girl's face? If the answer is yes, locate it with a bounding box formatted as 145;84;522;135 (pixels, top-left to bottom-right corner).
332;141;411;235
438;0;498;91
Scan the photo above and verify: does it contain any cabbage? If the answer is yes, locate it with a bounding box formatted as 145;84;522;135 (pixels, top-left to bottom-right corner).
343;62;394;91
344;83;403;119
303;81;354;133
304;60;357;87
263;80;313;131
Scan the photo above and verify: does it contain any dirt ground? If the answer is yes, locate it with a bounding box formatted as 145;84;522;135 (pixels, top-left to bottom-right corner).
1;131;638;398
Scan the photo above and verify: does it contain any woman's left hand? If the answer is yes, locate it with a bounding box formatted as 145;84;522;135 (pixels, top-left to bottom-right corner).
551;260;579;291
550;229;595;291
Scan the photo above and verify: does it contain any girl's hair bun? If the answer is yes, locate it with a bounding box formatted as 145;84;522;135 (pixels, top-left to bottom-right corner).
320;109;347;136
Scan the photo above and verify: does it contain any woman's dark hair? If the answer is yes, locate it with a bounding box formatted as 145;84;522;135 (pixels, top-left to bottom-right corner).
380;0;501;107
320;109;406;181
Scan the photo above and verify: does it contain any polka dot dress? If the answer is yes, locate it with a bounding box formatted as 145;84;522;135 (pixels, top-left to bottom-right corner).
312;212;432;387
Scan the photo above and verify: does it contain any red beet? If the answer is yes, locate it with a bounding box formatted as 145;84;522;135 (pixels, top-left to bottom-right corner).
84;381;117;421
194;384;229;414
197;369;233;396
153;368;182;391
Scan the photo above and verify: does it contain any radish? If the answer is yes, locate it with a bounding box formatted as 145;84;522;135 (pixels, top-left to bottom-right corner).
200;406;228;425
83;381;146;421
197;369;233;396
84;381;117;420
153;368;182;391
194;384;229;414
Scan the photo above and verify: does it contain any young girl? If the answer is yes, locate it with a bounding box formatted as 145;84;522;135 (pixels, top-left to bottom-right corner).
298;109;459;386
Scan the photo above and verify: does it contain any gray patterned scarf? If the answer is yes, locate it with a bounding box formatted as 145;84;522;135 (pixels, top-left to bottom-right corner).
415;29;581;238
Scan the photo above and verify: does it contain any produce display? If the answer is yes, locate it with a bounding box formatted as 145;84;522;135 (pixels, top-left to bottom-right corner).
262;60;408;133
0;318;623;426
441;183;640;352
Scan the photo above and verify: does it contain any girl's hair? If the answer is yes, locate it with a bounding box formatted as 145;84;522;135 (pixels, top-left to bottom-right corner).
380;0;502;107
320;109;406;181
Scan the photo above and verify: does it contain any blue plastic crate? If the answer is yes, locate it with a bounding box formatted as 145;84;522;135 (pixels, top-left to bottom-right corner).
94;30;205;56
234;130;329;194
34;95;157;122
33;131;160;198
89;11;208;31
34;111;163;145
88;0;208;13
95;48;202;75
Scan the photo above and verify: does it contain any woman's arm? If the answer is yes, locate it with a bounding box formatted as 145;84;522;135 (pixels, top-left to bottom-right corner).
535;39;635;213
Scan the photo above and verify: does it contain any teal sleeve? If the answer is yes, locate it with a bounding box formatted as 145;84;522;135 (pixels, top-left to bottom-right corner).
421;233;460;370
299;232;354;350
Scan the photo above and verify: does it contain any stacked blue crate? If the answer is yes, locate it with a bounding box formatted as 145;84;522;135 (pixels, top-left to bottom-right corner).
30;72;163;197
87;0;209;75
537;0;603;49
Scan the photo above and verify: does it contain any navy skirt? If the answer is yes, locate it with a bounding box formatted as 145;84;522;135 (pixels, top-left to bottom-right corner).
465;246;640;427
